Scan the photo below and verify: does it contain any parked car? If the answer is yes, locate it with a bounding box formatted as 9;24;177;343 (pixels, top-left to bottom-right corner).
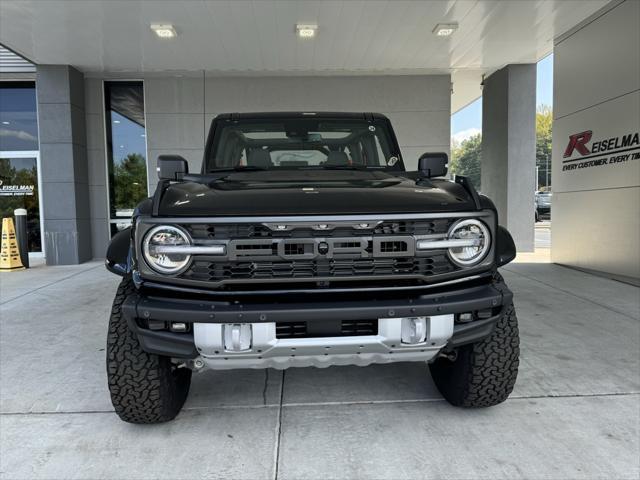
535;190;552;220
105;112;519;424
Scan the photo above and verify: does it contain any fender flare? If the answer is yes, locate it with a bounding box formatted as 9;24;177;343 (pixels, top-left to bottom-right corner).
105;227;133;276
496;225;516;267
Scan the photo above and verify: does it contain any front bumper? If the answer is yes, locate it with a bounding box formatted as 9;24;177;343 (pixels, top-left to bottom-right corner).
121;276;512;368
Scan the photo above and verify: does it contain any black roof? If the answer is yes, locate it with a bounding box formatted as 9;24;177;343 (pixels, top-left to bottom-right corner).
214;112;389;121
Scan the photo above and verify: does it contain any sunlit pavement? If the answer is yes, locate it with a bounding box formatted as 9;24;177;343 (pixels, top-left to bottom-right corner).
1;259;638;479
535;220;551;248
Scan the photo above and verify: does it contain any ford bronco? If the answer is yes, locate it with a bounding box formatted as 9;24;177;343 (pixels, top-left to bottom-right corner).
105;112;519;424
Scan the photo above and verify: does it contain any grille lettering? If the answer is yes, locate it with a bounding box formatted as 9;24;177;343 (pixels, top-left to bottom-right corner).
226;236;415;261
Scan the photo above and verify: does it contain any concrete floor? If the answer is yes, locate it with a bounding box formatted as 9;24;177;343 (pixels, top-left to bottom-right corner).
1;258;639;480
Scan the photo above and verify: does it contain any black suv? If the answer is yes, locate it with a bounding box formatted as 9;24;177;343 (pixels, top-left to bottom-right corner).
105;112;519;424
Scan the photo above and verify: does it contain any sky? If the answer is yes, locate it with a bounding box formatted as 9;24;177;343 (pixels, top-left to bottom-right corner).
451;54;554;144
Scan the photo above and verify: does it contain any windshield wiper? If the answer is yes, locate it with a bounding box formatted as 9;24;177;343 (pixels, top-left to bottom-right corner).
315;164;370;171
181;166;267;184
209;166;266;172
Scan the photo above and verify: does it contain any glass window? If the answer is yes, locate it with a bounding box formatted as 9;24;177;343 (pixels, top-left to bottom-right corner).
0;156;41;252
0;82;39;151
104;81;147;236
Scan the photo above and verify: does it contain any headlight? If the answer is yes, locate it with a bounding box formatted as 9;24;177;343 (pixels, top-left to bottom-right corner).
143;225;191;274
447;219;490;266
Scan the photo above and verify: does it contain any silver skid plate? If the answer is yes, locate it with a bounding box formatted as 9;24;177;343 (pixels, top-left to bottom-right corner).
193;315;454;370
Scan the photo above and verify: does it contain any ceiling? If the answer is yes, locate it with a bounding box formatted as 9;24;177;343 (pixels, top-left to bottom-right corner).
0;0;608;112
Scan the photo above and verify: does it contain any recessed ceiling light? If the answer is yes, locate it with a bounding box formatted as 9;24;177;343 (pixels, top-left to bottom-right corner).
296;24;318;38
150;24;177;39
433;23;458;37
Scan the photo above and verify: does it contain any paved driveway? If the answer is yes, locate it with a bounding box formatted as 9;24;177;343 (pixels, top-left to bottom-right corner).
1;259;638;479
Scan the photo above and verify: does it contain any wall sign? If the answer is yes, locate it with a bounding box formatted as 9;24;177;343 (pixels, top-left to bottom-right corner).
562;130;640;172
553;90;640;193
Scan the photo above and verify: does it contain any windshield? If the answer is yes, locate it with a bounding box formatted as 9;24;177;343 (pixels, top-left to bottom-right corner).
205;117;403;172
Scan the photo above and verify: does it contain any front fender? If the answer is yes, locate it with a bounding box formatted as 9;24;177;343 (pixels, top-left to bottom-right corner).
105;227;133;276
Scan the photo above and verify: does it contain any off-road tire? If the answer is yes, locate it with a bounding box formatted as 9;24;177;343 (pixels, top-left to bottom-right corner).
106;277;192;424
429;304;519;407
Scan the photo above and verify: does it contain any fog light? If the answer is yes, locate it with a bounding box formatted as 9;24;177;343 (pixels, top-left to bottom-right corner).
401;317;427;344
224;324;252;351
170;322;188;332
457;313;474;324
148;320;166;331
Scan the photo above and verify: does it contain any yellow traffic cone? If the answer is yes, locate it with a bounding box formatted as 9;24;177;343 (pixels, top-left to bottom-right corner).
0;217;25;271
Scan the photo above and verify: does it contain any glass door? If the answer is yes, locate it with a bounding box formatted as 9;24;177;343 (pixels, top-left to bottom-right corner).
0;151;42;253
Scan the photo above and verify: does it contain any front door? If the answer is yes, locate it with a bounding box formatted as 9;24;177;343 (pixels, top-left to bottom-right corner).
0;151;42;253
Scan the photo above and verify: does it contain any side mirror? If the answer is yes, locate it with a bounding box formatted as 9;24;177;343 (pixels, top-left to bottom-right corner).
157;155;188;181
418;152;448;178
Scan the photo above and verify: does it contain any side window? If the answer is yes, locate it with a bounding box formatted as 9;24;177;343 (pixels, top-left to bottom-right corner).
238;148;247;166
374;136;387;165
354;135;381;166
358;133;392;167
344;146;354;163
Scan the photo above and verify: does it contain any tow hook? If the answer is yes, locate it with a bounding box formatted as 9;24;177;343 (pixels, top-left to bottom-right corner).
192;358;205;370
438;350;458;362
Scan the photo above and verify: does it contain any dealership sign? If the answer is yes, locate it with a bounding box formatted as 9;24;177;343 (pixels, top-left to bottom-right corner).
562;130;640;172
0;180;35;197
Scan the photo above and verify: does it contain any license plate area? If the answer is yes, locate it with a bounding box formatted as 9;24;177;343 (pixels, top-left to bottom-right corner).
275;319;379;339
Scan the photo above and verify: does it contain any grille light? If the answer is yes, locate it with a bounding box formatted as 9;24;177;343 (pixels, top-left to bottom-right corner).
143;225;192;274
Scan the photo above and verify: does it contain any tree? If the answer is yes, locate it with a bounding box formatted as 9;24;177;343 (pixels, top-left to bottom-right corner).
112;153;147;213
450;133;482;190
536;104;553;191
449;105;552;192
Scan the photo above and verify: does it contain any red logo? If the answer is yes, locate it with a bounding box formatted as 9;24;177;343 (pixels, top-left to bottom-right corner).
564;131;592;158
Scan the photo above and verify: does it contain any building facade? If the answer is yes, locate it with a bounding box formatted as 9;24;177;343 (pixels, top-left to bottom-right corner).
551;0;640;282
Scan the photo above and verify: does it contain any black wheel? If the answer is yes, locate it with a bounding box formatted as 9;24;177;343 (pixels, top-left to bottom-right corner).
429;304;519;407
106;277;192;424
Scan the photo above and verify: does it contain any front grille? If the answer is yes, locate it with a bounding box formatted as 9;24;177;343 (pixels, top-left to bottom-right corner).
276;320;378;338
183;255;455;282
186;219;452;240
165;217;468;287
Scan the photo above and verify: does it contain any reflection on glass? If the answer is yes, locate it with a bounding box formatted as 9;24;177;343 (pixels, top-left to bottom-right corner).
0;157;41;251
104;82;147;237
0;82;39;151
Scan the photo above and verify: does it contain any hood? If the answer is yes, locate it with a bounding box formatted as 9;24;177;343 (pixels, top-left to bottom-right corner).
156;170;477;217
